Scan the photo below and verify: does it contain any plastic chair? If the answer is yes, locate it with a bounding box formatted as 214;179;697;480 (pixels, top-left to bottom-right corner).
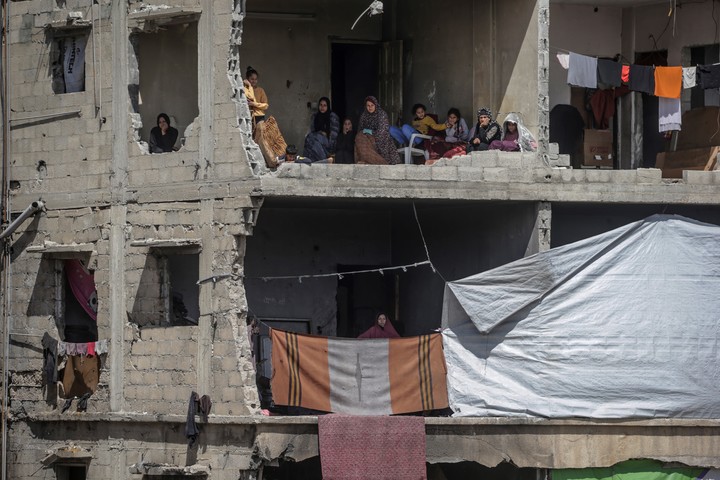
397;132;432;164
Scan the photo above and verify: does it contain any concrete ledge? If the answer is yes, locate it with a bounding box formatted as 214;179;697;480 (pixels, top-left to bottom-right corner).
23;411;720;427
683;170;720;184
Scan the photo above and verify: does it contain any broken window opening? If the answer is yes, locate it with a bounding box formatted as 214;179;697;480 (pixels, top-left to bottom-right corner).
130;19;199;154
42;446;92;480
160;253;200;326
54;464;87;480
48;30;90;94
56;259;98;343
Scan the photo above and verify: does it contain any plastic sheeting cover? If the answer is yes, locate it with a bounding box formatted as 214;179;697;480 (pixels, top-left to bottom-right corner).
553;460;705;480
441;215;720;418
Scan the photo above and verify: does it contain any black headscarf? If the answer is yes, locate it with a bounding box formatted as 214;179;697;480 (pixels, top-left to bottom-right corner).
313;97;333;135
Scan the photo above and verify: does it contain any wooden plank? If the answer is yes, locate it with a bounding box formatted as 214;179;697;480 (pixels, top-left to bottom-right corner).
656;146;719;178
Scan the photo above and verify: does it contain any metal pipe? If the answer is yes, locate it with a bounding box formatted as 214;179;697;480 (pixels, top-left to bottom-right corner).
0;200;45;241
9;110;82;124
1;0;11;475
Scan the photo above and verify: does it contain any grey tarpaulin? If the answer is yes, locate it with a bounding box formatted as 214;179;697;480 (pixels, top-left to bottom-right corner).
441;215;720;418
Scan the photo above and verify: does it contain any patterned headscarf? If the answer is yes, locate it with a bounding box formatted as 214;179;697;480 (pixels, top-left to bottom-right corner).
358;96;399;164
477;107;493;120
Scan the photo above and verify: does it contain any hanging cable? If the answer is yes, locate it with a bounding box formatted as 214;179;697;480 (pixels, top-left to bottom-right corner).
412;202;447;282
350;0;383;30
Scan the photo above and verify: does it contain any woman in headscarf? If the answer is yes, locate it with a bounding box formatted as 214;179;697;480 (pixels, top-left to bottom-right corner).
246;66;269;127
354;96;400;165
489;113;538;152
335;117;356;164
303;97;340;161
149;113;179;153
467;107;501;152
358;313;400;339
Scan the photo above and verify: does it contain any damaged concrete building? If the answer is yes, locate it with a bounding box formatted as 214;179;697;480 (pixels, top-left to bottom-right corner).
1;0;720;478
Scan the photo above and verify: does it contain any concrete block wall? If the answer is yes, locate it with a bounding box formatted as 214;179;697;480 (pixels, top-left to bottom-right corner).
124;325;198;413
8;0;113;198
7;197;258;422
8;0;258;201
7;420;260;480
7;207;112;415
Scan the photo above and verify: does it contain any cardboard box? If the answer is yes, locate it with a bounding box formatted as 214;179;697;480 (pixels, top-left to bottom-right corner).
583;129;613;168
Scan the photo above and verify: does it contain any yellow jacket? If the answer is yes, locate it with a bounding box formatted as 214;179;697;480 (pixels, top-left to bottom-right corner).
412;115;445;135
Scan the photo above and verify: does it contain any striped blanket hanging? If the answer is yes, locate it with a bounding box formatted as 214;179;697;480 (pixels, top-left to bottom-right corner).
271;329;448;415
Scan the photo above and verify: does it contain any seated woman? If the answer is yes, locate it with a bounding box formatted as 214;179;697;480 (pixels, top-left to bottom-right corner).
303;97;340;162
358;313;400;339
390;103;445;146
489;113;538;152
335;118;356;164
467;107;501;152
427;108;469;159
354;96;400;165
149;113;179;153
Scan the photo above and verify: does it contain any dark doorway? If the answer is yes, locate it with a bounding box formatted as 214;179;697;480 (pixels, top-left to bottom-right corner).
636;50;667;168
690;44;720;109
331;42;380;126
336;266;396;338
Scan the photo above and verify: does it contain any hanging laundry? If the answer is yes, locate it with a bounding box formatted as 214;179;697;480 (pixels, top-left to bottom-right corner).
568;52;598;89
41;333;58;387
61;355;101;399
62;35;87;93
622;65;630;83
58;339;108;356
659;97;682;132
654;66;682;98
64;342;87;356
94;339;109;355
557;53;570;70
683;67;697;89
629;65;655;95
697;64;720;89
590;86;630;130
65;259;98;322
597;59;623;88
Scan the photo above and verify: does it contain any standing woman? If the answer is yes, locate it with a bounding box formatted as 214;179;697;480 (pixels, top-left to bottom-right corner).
246;66;269;128
303;97;340;161
355;96;400;165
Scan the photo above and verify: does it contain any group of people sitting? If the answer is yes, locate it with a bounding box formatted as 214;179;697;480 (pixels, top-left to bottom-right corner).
137;64;532;167
281;98;537;166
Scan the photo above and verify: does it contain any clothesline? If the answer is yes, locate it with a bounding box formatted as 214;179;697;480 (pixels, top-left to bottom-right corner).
557;49;720;133
198;202;447;286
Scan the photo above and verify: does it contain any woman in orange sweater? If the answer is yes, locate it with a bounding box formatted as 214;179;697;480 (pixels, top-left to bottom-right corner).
246;66;269;125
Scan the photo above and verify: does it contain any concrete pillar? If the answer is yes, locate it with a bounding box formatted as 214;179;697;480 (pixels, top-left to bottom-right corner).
199;0;214;179
493;0;544;151
525;201;551;257
537;0;550;154
197;199;214;395
109;0;129;413
472;1;496;113
109;208;126;412
619;7;639;169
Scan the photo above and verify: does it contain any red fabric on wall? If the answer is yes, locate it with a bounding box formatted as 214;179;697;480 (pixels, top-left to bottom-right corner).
319;415;427;480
